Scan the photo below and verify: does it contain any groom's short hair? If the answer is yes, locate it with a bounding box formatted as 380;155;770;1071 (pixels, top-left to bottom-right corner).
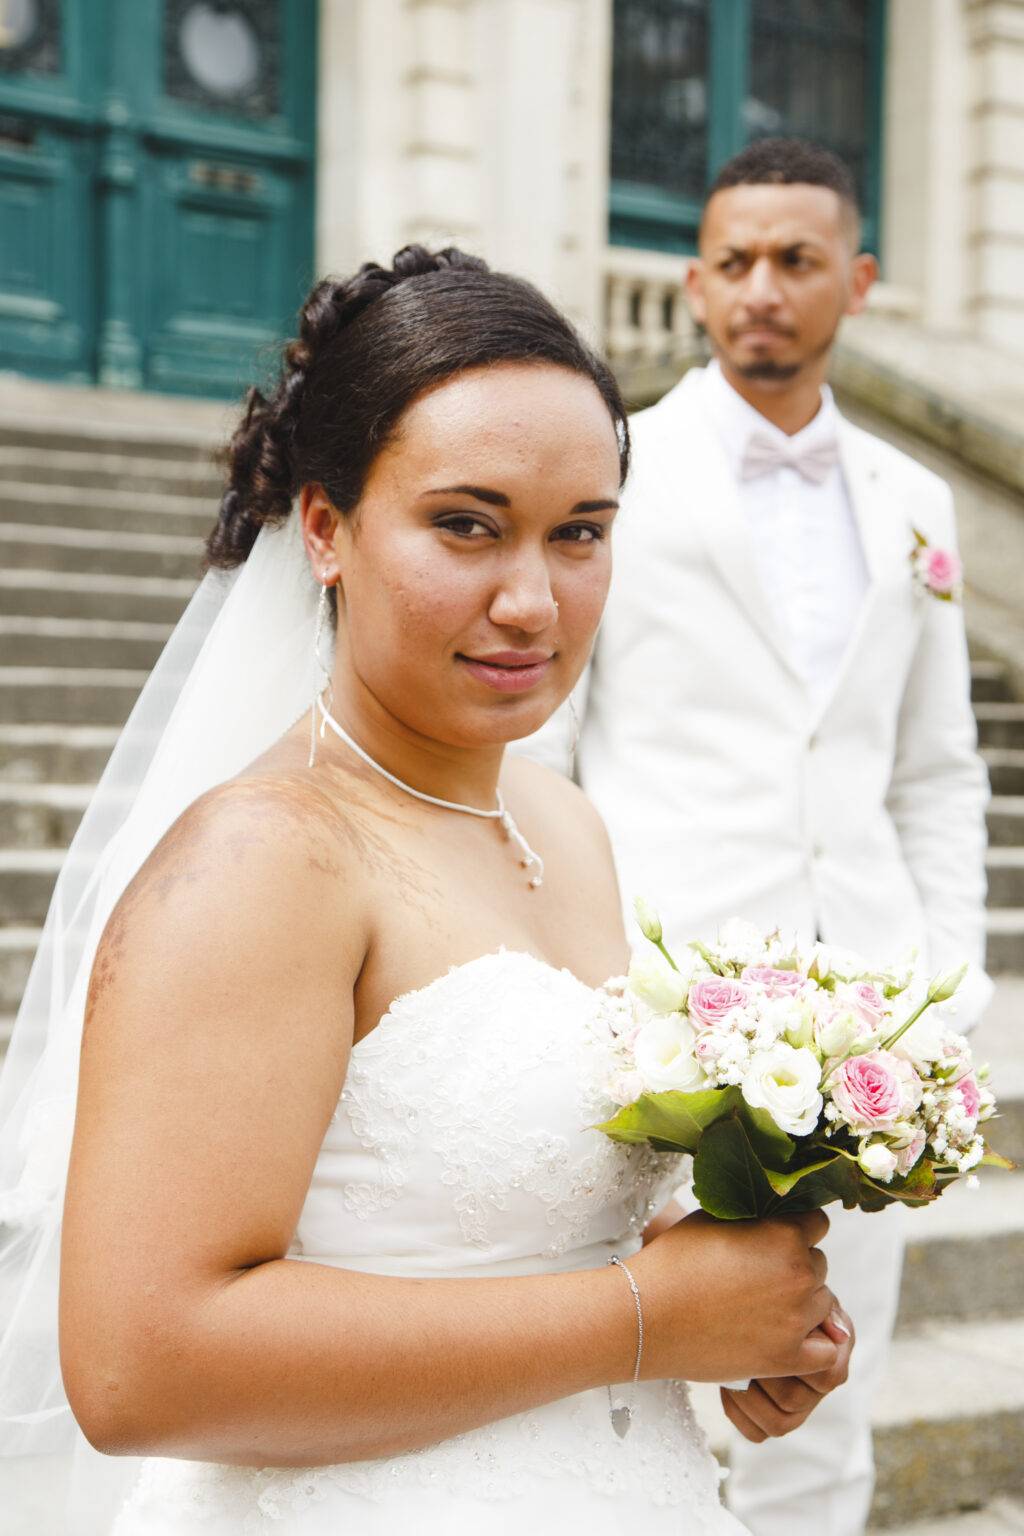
704;137;861;246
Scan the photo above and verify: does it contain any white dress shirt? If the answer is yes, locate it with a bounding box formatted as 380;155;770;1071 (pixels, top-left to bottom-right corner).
700;360;870;712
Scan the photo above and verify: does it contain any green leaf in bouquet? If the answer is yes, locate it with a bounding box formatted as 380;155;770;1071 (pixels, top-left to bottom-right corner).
596;1086;740;1153
691;1117;779;1219
736;1102;797;1170
981;1146;1017;1172
763;1153;842;1199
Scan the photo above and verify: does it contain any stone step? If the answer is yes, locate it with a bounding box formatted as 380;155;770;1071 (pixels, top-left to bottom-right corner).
0;782;91;848
988;909;1024;975
0;925;40;1014
986;847;1024;907
0;481;216;541
870;1501;1024;1536
985;749;1024;798
0;416;226;463
0;848;64;923
0;723;119;783
975;704;1024;750
971;981;1024;1164
0;444;222;499
0;521;205;581
0;666;148;726
897;1171;1024;1327
971;658;1015;705
691;1315;1024;1528
0;616;172;670
988;796;1024;847
0;569;195;623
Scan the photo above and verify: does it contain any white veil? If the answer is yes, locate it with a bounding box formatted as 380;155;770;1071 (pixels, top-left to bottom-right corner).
0;511;321;1531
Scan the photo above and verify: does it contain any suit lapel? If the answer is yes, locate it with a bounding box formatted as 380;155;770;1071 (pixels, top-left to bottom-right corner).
644;371;804;683
808;419;916;730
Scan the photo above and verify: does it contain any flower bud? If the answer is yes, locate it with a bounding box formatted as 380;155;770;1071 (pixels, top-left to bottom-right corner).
858;1140;898;1183
927;962;968;1004
634;896;663;945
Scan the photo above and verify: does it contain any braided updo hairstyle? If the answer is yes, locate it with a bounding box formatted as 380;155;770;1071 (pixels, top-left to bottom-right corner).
206;245;629;571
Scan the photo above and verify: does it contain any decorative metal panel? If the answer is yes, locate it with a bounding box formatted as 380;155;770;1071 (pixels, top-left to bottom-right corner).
610;0;709;202
0;0;62;76
164;0;280;118
748;0;872;209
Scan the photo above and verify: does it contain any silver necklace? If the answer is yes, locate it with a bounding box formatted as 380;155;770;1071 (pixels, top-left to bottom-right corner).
315;697;544;888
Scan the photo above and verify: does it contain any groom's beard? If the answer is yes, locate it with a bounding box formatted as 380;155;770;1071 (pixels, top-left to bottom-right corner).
730;327;835;384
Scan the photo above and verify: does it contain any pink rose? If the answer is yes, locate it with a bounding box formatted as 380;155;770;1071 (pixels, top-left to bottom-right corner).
956;1073;982;1132
925;547;962;595
687;977;750;1030
831;1050;904;1132
894;1128;927;1176
741;966;805;998
842;982;887;1032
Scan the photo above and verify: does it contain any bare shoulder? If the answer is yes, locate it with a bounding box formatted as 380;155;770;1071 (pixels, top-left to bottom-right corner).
88;768;373;1039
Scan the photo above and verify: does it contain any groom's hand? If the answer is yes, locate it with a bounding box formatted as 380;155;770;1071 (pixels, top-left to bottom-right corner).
720;1304;855;1443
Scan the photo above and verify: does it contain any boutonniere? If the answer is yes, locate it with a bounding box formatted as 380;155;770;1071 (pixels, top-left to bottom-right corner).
910;528;963;603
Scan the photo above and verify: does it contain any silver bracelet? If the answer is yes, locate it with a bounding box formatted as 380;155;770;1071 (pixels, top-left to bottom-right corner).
607;1254;643;1438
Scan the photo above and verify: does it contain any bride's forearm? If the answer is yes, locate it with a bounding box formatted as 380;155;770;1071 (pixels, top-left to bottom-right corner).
71;1257;636;1465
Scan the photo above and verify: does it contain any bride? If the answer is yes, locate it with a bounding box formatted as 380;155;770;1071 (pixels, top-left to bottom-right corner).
2;247;851;1534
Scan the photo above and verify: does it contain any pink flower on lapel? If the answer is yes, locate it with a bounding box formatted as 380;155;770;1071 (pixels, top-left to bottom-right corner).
910;528;963;603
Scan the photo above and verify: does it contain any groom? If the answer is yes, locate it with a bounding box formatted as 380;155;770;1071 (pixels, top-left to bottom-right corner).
524;138;991;1536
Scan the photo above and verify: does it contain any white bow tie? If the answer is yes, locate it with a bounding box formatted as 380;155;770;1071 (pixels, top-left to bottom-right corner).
740;429;840;485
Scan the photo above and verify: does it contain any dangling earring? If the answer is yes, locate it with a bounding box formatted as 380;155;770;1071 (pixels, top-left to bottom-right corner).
568;692;581;772
308;574;335;768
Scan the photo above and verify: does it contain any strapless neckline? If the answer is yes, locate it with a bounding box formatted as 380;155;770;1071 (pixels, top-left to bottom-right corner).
353;947;606;1057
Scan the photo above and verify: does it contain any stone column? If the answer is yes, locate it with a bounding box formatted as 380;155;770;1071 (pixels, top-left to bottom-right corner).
315;0;610;338
881;0;971;332
965;0;1024;352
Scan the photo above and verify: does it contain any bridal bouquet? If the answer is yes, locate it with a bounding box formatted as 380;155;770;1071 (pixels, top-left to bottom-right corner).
596;903;1012;1219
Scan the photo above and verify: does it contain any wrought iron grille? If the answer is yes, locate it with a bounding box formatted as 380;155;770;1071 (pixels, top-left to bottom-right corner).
748;0;872;214
610;0;709;202
609;0;884;253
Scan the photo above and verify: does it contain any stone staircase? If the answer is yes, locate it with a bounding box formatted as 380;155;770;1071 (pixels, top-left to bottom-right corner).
0;399;1022;1535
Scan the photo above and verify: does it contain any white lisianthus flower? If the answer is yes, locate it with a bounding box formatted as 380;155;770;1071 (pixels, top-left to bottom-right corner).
741;1043;824;1136
891;1013;947;1069
634;1015;705;1093
858;1140;899;1182
608;1069;645;1107
628;952;690;1015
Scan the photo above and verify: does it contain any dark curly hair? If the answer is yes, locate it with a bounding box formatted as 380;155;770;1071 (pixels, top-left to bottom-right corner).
704;138;861;245
206;245;630;570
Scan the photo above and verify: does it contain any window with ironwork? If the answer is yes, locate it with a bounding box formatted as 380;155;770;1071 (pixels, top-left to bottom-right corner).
610;0;885;254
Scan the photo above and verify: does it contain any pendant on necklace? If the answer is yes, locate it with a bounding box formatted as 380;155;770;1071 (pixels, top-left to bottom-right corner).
609;1404;633;1439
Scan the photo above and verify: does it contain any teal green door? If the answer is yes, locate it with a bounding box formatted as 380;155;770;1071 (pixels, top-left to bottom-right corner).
0;0;316;397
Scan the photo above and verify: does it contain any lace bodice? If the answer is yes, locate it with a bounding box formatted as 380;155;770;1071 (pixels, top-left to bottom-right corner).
291;948;677;1273
114;951;741;1534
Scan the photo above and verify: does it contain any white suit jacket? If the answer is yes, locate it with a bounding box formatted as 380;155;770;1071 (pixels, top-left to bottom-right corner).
524;368;993;1023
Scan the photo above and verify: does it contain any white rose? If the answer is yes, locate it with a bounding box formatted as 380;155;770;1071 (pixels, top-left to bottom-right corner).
628;953;690;1016
815;1008;861;1060
634;1015;705;1093
608;1069;645;1106
741;1043;823;1137
858;1140;898;1183
891;1014;947;1068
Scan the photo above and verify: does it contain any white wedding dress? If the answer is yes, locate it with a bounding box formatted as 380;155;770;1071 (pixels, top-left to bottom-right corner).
110;950;746;1535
